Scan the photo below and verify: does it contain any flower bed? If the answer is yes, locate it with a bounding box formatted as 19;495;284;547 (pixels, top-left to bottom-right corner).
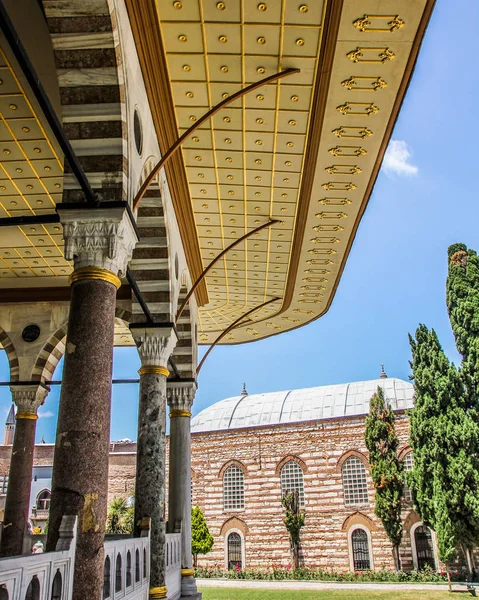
195;564;464;583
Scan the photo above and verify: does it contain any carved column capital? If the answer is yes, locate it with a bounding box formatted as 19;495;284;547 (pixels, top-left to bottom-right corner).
10;384;49;417
167;381;197;413
131;326;178;372
57;205;138;276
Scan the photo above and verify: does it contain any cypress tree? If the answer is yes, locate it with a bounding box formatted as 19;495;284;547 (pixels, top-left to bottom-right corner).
446;243;479;403
408;324;479;569
365;386;404;570
191;505;214;568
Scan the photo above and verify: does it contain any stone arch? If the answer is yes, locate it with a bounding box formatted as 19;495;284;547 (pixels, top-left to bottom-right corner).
219;460;247;479
0;326;19;382
275;455;308;477
31;307;133;382
404;509;421;532
336;449;370;473
398;445;413;461
220;516;249;537
41;0;128;203
341;511;377;532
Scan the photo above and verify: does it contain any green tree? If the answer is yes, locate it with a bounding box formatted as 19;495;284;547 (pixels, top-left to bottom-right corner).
446;243;479;404
106;497;134;535
191;506;214;567
281;491;305;568
365;386;404;570
408;324;479;570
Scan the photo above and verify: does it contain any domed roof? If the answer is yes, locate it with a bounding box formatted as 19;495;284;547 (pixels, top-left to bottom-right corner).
191;377;414;433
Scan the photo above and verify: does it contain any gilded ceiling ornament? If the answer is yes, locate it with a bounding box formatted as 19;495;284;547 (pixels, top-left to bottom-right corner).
44;166;51;171
178;35;187;42
266;322;281;330
353;15;405;33
285;161;292;166
326;165;361;175
247;329;259;337
299;5;308;13
256;94;264;101
328;146;367;158
173;1;182;8
221;66;229;73
314;225;344;232
257;37;266;45
347;47;396;64
332;127;373;139
296;39;305;46
336;102;379;116
256;118;264;124
316;211;347;219
255;159;262;164
303;277;327;283
287;142;294;147
322;182;357;191
257;67;265;74
186;91;194;98
9;104;17;110
182;65;191;71
319;197;352;206
219;36;228;43
22;127;30;133
342;76;387;91
198;173;204;178
311;237;340;245
291;95;299;102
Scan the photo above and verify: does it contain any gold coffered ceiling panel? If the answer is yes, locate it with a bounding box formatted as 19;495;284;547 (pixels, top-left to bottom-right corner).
0;47;71;286
157;0;434;344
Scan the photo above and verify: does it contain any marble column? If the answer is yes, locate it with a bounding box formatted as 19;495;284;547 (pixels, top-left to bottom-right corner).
131;326;177;600
0;384;48;557
46;205;137;600
167;381;200;598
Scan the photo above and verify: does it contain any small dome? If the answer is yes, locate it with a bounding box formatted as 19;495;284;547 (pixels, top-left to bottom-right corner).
191;378;414;433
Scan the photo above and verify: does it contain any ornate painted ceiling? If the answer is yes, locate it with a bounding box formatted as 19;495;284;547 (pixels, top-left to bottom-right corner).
154;0;434;344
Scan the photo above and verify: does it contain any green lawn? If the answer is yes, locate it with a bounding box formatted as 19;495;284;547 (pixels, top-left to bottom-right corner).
199;588;455;600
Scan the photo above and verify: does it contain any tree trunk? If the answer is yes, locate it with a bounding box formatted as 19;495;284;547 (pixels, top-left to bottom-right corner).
465;547;474;576
291;542;299;568
393;544;401;571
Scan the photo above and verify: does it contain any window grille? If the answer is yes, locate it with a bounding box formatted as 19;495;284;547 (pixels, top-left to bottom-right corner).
403;452;413;503
415;525;436;570
342;456;369;506
227;532;242;570
36;489;51;510
0;475;8;494
280;460;305;507
351;528;371;570
223;465;244;510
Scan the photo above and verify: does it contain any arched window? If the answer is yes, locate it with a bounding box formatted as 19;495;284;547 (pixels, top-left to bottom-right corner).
36;489;51;511
413;524;436;570
25;575;40;600
223;465;244;510
227;532;242;570
280;460;305;507
351;528;371;571
342;456;369;506
126;551;132;587
103;556;111;599
135;549;140;583
115;554;122;592
51;570;62;600
403;452;413;503
143;548;147;579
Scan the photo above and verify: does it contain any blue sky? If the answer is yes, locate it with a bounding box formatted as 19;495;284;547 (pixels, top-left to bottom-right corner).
1;0;478;443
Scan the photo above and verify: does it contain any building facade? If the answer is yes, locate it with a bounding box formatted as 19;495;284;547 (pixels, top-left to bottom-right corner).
0;375;441;574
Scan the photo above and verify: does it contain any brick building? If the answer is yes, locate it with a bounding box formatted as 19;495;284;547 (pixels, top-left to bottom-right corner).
0;374;439;574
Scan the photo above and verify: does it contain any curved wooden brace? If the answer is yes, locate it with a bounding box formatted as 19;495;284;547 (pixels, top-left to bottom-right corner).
175;219;280;322
133;68;300;210
196;297;281;375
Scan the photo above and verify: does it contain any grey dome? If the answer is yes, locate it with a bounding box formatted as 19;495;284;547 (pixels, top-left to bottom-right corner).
191;378;414;433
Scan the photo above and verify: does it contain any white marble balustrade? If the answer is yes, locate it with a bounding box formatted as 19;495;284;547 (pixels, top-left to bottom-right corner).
103;531;150;600
0;515;77;600
165;533;181;600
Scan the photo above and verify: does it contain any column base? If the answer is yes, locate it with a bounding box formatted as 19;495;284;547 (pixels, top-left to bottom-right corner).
181;575;200;598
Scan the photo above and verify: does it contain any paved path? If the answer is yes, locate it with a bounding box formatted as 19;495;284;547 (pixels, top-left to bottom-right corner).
197;578;461;591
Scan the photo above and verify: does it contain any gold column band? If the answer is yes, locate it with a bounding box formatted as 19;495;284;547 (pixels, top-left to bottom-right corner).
170;409;192;418
15;412;38;421
149;586;167;599
69;266;121;289
181;568;195;577
138;366;169;377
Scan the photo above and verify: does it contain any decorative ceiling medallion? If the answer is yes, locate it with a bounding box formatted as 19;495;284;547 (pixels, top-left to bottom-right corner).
332;127;373;139
322;182;357;191
337;102;379;116
353;15;405;33
342;76;387;92
329;145;367;157
319;198;352;206
326;165;361;175
347;47;396;64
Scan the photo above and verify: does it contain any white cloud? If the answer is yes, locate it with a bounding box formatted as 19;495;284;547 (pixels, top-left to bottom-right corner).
383;140;418;176
38;410;54;419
